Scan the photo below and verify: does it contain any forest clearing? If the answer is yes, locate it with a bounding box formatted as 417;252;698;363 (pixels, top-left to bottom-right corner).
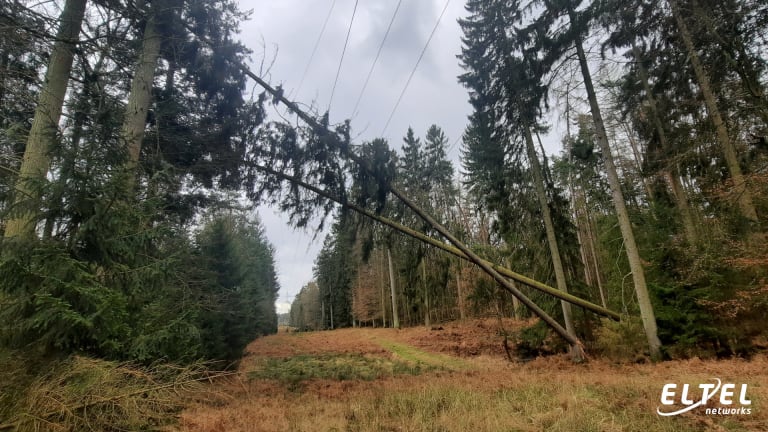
2;0;768;430
178;321;768;432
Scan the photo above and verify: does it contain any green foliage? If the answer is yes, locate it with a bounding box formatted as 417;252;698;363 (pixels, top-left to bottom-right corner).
0;204;278;364
593;317;649;361
0;0;280;367
0;240;129;356
513;320;566;358
194;213;279;363
313;213;357;329
290;281;322;331
650;282;725;358
248;353;427;385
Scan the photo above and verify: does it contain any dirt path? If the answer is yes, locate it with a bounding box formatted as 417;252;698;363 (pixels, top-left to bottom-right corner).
177;321;768;432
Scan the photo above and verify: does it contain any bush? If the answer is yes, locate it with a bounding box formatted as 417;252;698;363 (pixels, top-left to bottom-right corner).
593;317;649;362
513;320;566;358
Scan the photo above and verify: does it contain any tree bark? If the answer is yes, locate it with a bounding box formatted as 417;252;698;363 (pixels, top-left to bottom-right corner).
387;248;400;329
584;203;607;308
121;5;162;185
569;8;662;360
670;0;758;223
379;249;387;327
523;124;576;340
422;259;430;327
4;0;87;239
456;259;466;320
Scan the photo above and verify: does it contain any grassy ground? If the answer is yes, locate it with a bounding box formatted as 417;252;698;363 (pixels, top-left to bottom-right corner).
176;320;768;432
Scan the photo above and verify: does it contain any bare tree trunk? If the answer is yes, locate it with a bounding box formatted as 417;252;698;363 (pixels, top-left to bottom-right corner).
584;204;607;308
387;248;400;329
523;124;577;342
378;249;387;327
569;9;662;360
422;259;430;327
670;0;758;223
4;0;87;239
121;5;162;185
456;259;465;320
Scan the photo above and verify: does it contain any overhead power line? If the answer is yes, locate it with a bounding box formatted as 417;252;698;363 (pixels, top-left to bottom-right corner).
350;0;403;118
328;0;359;110
293;0;337;100
380;0;451;137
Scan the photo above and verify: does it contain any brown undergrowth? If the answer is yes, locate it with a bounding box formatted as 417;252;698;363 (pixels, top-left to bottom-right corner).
177;320;768;432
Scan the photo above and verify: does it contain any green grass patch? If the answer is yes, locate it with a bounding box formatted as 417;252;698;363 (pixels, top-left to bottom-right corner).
248;353;431;384
378;339;470;371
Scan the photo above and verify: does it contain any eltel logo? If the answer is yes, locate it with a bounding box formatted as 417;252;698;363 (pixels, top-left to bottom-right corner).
657;379;752;416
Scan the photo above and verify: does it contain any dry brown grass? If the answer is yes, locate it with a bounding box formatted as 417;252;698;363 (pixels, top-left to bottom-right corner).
0;355;232;432
177;321;768;432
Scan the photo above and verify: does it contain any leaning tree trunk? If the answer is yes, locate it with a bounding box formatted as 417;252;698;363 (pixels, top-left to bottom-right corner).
121;5;162;187
569;8;662;360
4;0;87;239
670;0;758;223
239;65;589;360
253;162;620;320
523;124;577;344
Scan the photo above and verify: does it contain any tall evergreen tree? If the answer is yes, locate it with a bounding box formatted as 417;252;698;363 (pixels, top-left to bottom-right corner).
458;0;583;357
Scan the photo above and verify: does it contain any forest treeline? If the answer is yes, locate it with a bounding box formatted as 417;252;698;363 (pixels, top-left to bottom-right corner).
292;0;768;360
0;0;279;365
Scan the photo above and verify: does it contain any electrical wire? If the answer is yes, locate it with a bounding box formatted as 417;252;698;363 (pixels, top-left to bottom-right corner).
380;0;451;136
350;0;403;118
328;0;359;110
292;0;337;100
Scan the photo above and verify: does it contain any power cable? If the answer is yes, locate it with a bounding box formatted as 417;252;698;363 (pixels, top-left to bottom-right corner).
380;0;451;136
292;0;337;100
328;0;359;110
350;0;403;117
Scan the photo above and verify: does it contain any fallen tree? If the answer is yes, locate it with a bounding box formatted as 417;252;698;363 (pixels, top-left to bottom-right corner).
232;60;619;361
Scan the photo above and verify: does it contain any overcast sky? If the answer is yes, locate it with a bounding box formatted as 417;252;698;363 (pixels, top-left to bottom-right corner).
234;0;474;313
